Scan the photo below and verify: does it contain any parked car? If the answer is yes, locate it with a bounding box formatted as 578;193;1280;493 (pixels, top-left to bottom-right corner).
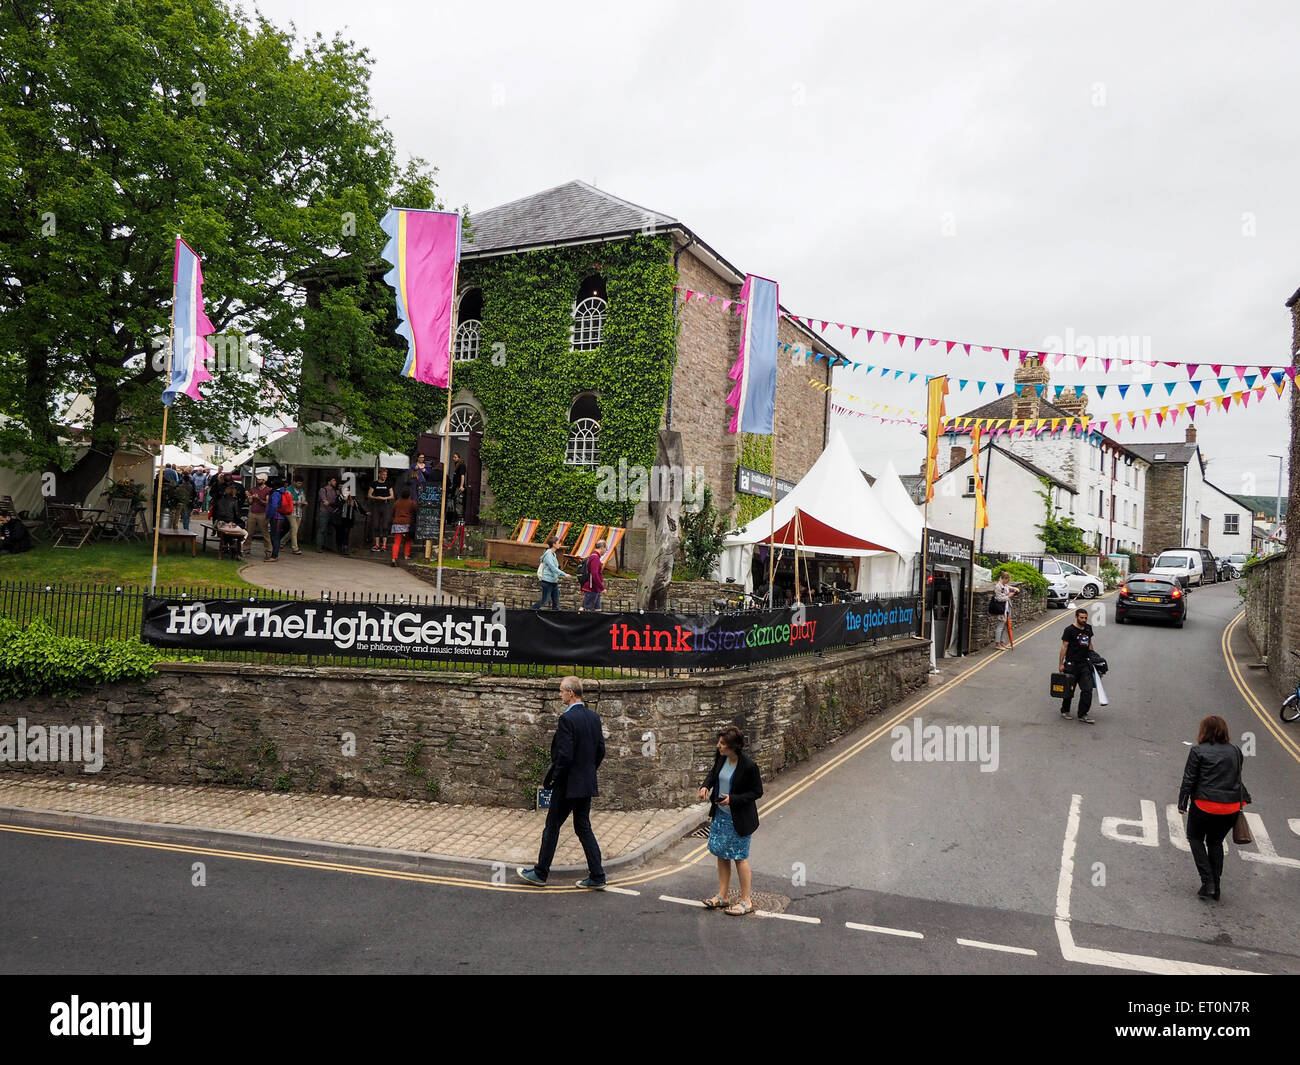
1149;549;1204;588
1116;573;1186;628
1195;547;1219;584
1054;558;1105;599
1046;569;1070;608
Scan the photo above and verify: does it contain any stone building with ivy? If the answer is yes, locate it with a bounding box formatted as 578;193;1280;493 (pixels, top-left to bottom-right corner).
431;180;842;561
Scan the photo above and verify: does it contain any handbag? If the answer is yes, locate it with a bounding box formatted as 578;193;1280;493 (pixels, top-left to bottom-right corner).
987;596;1005;616
537;560;547;579
1232;812;1252;845
1049;672;1075;699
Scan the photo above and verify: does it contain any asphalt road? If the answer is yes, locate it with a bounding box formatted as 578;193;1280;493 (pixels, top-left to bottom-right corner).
1;582;1296;983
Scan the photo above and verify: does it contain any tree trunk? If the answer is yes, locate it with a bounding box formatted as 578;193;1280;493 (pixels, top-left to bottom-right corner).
637;430;684;612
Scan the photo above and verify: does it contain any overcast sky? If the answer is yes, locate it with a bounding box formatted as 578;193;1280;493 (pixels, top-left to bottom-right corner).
252;0;1299;503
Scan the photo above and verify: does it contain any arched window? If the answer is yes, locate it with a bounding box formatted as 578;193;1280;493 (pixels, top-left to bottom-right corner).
565;393;601;466
454;289;483;362
570;275;606;351
448;403;483;437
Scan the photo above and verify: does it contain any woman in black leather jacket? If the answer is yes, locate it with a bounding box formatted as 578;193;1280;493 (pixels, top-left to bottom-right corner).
1178;715;1251;901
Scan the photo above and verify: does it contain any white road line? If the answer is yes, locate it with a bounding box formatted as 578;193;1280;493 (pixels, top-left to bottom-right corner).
757;911;820;924
659;895;705;907
845;922;924;940
1054;792;1261;975
956;938;1037;956
603;886;639;896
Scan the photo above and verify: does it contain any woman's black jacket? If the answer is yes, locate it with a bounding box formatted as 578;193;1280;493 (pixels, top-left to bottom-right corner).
701;750;763;837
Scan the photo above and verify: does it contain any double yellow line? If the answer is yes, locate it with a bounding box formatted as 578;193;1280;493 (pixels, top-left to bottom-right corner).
1220;610;1300;765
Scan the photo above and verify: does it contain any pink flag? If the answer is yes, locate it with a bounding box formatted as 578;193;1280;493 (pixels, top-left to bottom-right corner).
381;208;461;388
162;237;215;407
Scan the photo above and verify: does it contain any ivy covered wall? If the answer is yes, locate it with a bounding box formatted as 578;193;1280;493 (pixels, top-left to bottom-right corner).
408;235;678;529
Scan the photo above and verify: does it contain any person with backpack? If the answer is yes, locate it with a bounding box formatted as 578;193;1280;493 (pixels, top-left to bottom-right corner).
579;538;606;612
266;477;293;562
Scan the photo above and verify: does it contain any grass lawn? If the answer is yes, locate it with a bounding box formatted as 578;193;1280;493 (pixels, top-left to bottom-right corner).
0;539;257;591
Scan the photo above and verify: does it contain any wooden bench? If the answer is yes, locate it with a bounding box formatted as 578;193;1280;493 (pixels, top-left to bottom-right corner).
157;529;198;557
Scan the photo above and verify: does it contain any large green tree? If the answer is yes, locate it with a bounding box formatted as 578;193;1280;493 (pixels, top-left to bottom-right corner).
0;0;440;502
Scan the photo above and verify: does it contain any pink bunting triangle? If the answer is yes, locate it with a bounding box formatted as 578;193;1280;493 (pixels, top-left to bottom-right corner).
963;344;972;356
850;326;859;338
879;332;892;345
1287;366;1298;380
1235;365;1247;379
896;333;907;347
721;299;732;313
683;290;695;302
820;321;829;332
1186;363;1198;377
1211;364;1222;375
1102;358;1111;372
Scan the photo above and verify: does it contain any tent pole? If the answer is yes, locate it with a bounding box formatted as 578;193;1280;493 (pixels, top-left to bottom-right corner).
432;262;461;602
793;508;801;604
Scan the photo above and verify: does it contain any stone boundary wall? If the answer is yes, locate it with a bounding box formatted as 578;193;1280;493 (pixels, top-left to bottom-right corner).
969;584;1049;651
405;565;734;612
0;638;930;811
1243;553;1292;695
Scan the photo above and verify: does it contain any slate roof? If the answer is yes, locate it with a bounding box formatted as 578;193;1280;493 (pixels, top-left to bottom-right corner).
463;180;679;256
947;443;1073;491
1124;442;1199;466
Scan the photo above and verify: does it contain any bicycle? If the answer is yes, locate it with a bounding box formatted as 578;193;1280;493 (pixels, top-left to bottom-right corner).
1282;651;1300;723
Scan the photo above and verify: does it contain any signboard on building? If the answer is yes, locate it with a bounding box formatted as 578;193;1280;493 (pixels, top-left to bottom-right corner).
736;466;797;500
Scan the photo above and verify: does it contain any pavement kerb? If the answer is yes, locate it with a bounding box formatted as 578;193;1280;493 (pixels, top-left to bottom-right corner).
0;801;710;879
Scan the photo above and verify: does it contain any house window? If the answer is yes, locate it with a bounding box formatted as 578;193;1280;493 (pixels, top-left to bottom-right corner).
212;444;225;460
454;289;483;362
570;276;607;351
1225;514;1239;535
565;393;601;466
966;475;975;496
1099;490;1105;516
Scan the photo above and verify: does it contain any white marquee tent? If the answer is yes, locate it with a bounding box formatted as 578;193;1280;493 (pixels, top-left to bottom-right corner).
716;431;922;595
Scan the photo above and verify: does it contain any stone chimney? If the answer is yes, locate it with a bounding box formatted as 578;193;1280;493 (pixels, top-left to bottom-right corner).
949;445;967;469
1185;425;1197;444
1012;358;1048;421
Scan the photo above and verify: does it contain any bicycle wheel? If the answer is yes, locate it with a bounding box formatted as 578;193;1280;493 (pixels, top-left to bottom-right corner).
1282;693;1300;723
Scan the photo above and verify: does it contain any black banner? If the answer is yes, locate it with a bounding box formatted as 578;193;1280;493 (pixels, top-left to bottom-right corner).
141;597;921;667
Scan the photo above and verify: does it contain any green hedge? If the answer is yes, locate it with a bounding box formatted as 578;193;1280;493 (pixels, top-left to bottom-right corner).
0;617;171;700
990;561;1048;597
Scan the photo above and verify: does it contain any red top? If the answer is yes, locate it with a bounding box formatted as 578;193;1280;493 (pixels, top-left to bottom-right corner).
583;553;605;593
1194;799;1243;815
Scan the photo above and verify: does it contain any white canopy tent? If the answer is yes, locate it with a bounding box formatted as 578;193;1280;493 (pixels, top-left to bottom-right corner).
855;460;925;597
717;431;922;595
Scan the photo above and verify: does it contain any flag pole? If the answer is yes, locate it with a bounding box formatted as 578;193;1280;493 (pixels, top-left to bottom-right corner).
150;241;179;595
767;435;777;607
432;261;461;602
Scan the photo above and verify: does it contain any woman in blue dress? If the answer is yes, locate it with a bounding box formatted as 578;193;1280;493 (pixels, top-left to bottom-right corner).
698;726;764;916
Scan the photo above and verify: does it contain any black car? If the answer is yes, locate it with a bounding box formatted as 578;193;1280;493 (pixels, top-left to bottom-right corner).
1115;573;1186;628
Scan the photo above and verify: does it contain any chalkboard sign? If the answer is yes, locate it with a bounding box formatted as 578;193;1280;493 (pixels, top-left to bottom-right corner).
415;482;442;541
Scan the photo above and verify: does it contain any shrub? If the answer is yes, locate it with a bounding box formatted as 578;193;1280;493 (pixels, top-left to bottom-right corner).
990;561;1048;597
0;616;170;700
678;484;728;581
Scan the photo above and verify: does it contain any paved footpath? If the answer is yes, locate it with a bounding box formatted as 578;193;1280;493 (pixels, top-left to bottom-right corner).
231;539;438;598
0;777;696;871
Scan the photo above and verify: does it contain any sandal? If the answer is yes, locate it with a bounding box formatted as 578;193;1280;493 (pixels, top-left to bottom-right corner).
701;895;726;909
724;901;754;916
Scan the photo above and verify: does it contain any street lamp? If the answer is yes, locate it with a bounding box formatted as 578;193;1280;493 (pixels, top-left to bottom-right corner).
1267;454;1285;550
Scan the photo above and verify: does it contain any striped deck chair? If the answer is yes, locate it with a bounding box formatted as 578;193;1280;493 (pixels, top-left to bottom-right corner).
510;518;541;543
600;527;626;568
566;523;606;565
545;520;573;550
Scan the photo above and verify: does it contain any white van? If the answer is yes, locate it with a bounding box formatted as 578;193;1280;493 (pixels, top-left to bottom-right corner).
1150;549;1204;587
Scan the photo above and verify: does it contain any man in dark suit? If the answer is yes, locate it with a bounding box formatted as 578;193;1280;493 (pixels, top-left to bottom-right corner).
518;676;606;889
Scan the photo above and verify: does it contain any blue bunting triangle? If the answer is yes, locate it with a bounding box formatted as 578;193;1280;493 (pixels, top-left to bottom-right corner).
1218;377;1231;391
909;372;917;383
1118;384;1130;398
977;381;985;393
1054;385;1065;398
1141;383;1154;397
996;383;1005;395
1164;382;1177;395
1273;371;1285;385
1190;379;1202;394
958;379;967;390
1245;375;1258;388
1034;384;1045;396
895;369;904;380
1074;385;1085;397
1097;385;1107;397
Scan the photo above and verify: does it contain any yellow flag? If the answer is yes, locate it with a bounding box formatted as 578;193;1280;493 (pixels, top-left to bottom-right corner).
971;425;989;530
925;375;949;503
